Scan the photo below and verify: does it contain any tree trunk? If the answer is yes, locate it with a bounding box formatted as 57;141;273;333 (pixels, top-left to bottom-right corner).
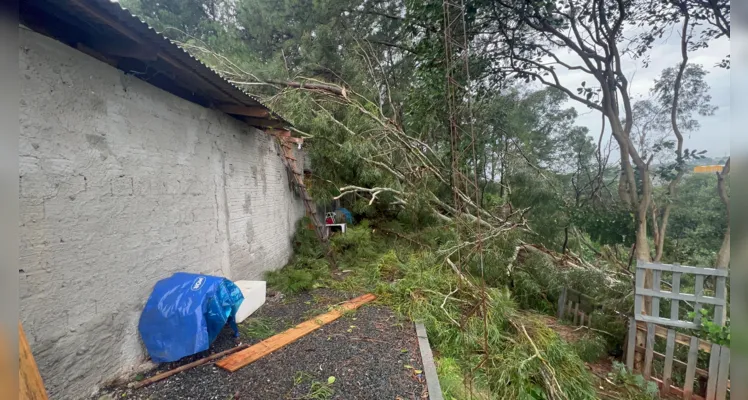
715;158;730;269
715;226;730;268
652;12;689;264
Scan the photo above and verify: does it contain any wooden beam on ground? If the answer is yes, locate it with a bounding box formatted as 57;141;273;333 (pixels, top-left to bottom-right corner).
133;344;249;389
216;294;377;372
217;104;270;118
19;323;48;400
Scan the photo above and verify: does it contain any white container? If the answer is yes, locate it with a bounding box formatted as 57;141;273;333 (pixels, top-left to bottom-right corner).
233;280;266;323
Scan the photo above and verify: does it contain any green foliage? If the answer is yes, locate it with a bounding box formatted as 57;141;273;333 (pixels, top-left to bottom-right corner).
265;267;321;294
571;334;608;363
688;309;730;346
437;357;492;400
327;226;599;400
608;362;659;400
265;218;330;294
573;205;636;247
662;174;727;266
329;221;373;254
239;317;276;340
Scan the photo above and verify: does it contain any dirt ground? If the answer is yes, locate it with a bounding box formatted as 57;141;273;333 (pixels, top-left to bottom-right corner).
98;289;427;400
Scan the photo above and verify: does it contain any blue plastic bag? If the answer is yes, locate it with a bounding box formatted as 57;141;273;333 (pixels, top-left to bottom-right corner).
138;272;244;363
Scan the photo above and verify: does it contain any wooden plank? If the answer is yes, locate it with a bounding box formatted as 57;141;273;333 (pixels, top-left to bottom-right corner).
706;344;720;400
693;275;705;326
716;346;729;399
684;335;699;399
557;287;567;320
19;322;49;400
216;294;376;372
626;317;636;372
634;344;708;378
567;300;573;320
579;312;586;327
634;288;725;306
587;313;592;328
713;276;726;326
637;315;699;329
637;262;729;277
635;321;711;353
573;302;580;325
635;267;644;317
134;344;249;389
662;328;676;396
415;322;444;400
671;272;682;321
647;268;661;379
644;322;655;379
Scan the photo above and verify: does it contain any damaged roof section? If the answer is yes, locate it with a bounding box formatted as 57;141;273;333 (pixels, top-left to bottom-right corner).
19;0;290;129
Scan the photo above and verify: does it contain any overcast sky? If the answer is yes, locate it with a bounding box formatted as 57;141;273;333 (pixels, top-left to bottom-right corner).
550;25;731;159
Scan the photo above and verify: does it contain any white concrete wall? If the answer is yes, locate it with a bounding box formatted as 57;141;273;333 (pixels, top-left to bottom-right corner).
18;27;304;399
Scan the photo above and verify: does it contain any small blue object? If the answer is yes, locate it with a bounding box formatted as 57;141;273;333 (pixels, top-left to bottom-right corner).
138;272;244;363
337;208;353;224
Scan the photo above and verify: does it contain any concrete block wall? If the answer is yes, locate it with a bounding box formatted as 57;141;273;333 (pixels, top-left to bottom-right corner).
18;27;304;399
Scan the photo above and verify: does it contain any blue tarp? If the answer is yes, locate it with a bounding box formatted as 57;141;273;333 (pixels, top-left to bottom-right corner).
138;272;244;363
336;208;354;224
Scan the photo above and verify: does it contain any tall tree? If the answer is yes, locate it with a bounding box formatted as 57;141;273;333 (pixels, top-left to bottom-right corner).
486;0;657;268
648;64;716;261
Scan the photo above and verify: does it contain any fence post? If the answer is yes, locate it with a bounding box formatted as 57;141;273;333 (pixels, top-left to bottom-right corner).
706;344;721;400
626;316;636;372
716;346;730;400
557;287;567;320
684;335;699;400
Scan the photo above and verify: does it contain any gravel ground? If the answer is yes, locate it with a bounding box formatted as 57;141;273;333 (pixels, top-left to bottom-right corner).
97;289;427;400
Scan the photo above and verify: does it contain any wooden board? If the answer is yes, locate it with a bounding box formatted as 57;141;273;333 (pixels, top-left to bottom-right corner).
634;345;708;378
662;328;676;396
19;323;48;400
216;293;376;372
636;262;728;277
684;336;699;399
635;321;711;353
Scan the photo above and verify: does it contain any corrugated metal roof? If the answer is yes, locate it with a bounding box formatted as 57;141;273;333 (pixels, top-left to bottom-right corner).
20;0;291;128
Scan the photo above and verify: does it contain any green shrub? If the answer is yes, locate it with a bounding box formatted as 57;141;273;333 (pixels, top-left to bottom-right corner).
571;333;608;363
608;361;659;400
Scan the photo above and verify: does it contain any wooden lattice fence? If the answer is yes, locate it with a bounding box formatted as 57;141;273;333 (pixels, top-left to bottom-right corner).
626;262;730;400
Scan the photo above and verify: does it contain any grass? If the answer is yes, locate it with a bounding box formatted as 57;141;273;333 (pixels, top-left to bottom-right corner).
238;317;276;340
571;333;608;363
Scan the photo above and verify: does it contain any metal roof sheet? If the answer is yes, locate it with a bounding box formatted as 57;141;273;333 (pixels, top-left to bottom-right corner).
20;0;291;127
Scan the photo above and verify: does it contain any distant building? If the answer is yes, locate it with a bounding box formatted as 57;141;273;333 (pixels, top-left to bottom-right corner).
693;165;724;173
